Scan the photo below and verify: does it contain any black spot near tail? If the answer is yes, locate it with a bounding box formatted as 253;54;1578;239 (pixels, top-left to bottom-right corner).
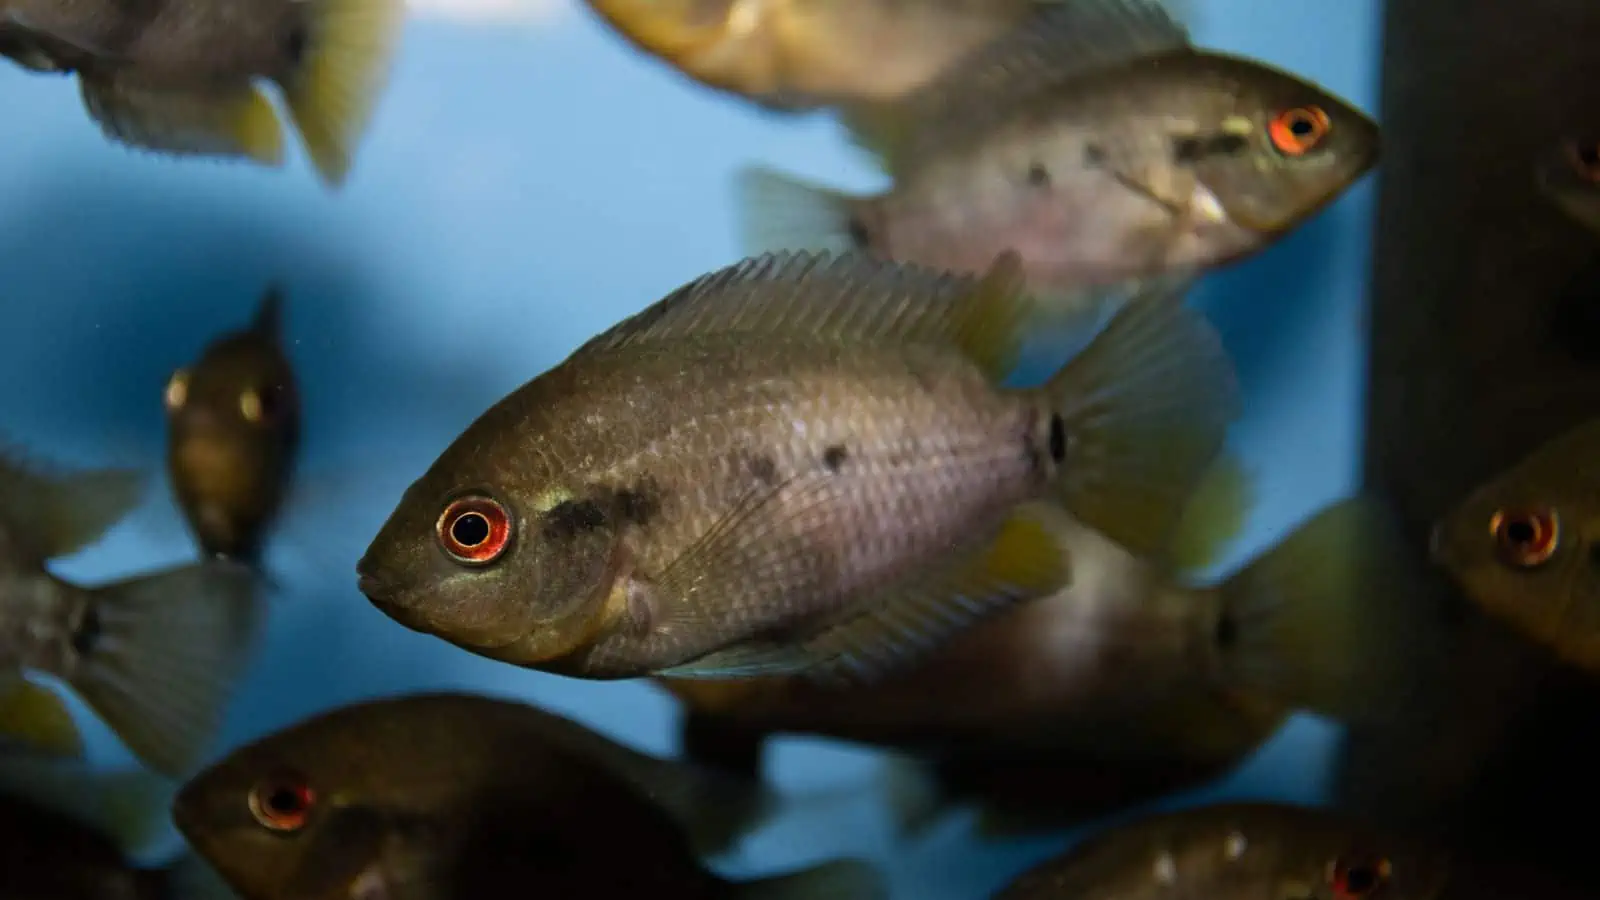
72;607;102;657
1048;415;1067;464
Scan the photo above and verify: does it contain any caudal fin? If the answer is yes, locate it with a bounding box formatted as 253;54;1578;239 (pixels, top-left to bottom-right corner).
1039;284;1239;558
733;859;887;900
68;561;265;776
280;0;406;187
1214;495;1432;724
735;165;873;258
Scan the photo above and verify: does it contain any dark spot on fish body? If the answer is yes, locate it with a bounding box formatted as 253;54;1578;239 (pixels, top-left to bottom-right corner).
71;607;101;657
1206;133;1249;157
613;487;661;526
846;215;871;250
543;500;609;539
1048;414;1067;464
748;454;778;485
1214;611;1238;649
1083;144;1107;167
1173;136;1205;163
823;445;848;472
1026;163;1051;188
284;24;309;66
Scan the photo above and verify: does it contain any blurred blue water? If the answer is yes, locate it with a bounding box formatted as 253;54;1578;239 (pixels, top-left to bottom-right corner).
0;0;1379;895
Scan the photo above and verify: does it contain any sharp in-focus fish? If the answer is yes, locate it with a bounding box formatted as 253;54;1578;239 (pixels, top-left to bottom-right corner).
737;0;1379;331
1537;137;1600;236
1430;419;1600;673
166;288;300;565
662;473;1430;834
0;0;404;187
355;250;1239;683
994;802;1593;899
0;442;264;776
173;692;883;900
581;0;1144;114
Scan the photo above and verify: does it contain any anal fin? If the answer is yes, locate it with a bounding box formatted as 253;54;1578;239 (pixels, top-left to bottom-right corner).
78;73;285;165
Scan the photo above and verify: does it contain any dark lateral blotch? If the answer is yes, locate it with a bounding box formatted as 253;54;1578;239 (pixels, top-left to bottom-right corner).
823;445;849;472
1048;415;1067;464
543;499;608;538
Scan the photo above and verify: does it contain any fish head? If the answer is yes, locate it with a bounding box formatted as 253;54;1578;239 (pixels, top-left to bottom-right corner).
1536;137;1600;236
1189;54;1380;242
165;293;299;560
1430;433;1600;657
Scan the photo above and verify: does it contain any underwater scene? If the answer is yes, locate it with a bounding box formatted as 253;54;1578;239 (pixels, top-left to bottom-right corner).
4;0;1600;896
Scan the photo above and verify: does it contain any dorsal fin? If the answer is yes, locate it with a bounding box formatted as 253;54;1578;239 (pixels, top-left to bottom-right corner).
572;251;1033;382
861;0;1192;171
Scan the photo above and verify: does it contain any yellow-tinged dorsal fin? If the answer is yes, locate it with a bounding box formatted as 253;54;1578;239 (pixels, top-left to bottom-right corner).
573;250;1033;382
1165;451;1256;574
0;443;146;559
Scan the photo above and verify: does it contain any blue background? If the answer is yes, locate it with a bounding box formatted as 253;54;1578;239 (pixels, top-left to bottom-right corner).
0;0;1379;895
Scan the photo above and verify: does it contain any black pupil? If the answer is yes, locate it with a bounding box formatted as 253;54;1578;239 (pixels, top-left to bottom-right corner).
1505;519;1538;545
1343;864;1376;893
452;511;491;547
1290;114;1315;137
257;385;278;417
268;787;301;814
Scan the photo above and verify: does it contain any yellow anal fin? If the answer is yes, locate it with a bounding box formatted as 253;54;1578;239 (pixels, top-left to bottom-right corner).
280;0;406;187
0;677;82;759
79;74;285;165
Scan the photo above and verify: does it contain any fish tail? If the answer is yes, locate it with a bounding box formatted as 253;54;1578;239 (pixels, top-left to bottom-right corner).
734;165;875;258
1037;285;1239;557
279;0;406;187
68;561;264;777
732;859;887;900
0;677;83;758
1214;495;1431;723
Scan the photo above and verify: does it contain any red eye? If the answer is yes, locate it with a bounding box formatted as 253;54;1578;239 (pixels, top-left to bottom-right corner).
1567;140;1600;182
436;495;513;565
1326;854;1391;898
1490;508;1560;568
248;772;315;832
1269;105;1331;156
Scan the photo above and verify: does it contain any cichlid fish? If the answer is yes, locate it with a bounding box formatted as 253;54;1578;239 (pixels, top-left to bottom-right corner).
165;288;300;565
1430;419;1600;673
0;0;404;187
0;443;264;777
738;0;1378;331
355;250;1239;684
994;802;1593;899
1536;137;1600;236
172;692;883;900
662;474;1429;834
580;0;1127;114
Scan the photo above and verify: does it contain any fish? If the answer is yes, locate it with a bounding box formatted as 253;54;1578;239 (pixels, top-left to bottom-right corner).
0;0;404;187
1428;419;1600;673
165;288;301;566
355;249;1239;684
737;0;1379;333
1537;137;1600;236
993;801;1594;899
0;442;264;777
661;470;1431;834
172;691;883;900
579;0;1142;114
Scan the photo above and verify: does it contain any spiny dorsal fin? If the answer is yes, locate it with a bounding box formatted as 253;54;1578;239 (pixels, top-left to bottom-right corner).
0;443;146;559
573;251;1032;382
874;0;1192;170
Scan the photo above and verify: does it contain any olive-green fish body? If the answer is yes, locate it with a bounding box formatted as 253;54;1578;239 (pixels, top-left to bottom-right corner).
583;0;1043;111
165;288;300;564
357;251;1240;684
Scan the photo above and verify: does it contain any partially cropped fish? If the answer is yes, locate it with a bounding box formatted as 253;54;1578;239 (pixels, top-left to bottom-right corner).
356;250;1238;683
580;0;1093;113
173;692;882;900
739;0;1378;331
1430;419;1600;673
0;443;263;776
1537;137;1600;235
994;802;1592;899
166;288;300;565
663;475;1429;833
0;0;404;187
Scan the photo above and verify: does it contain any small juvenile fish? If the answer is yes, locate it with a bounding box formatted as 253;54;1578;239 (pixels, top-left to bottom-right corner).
0;443;264;777
356;250;1239;683
580;0;1075;113
1536;137;1600;235
994;802;1590;899
165;288;300;565
1430;419;1600;673
0;0;404;187
738;0;1379;330
662;477;1430;833
173;692;883;900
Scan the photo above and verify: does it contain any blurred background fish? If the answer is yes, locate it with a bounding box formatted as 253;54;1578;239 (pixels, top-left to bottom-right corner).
0;443;264;776
173;692;883;900
165;288;300;567
0;0;404;186
1537;137;1600;236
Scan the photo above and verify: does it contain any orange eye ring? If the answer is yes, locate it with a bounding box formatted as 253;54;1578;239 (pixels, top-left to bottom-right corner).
1566;139;1600;183
436;495;513;565
248;773;315;832
1269;105;1331;156
1490;508;1560;568
1326;854;1392;898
